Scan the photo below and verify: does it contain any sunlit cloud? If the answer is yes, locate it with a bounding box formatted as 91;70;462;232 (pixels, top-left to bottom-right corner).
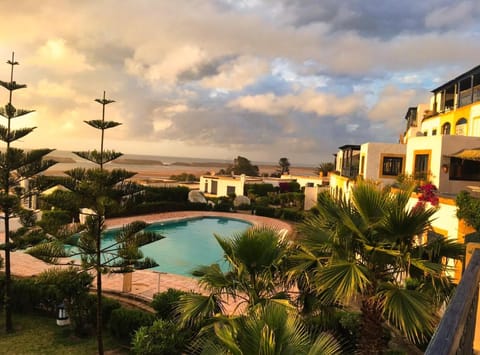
0;0;478;163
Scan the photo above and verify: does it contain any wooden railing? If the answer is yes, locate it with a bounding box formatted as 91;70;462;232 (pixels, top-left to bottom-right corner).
425;248;480;355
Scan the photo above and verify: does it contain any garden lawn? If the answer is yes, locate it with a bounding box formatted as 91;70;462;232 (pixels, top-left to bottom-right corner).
0;313;127;355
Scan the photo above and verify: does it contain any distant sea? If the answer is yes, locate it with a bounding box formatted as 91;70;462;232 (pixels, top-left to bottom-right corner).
44;150;315;176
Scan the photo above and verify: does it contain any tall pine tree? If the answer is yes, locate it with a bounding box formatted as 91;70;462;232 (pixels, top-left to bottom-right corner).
28;91;161;354
0;52;56;332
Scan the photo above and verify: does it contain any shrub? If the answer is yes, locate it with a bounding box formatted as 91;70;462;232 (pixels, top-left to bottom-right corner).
11;278;41;313
132;319;189;355
279;181;300;193
457;190;480;231
254;206;276;218
109;307;156;343
254;196;270;207
282;208;304;222
143;186;190;202
36;268;94;336
186;202;210;211
213;197;234;212
151;288;189;319
245;183;276;196
236;203;251;210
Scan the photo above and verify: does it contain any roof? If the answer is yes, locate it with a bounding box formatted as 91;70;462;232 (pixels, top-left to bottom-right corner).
338;144;361;150
447;148;480;161
431;64;480;93
41;184;71;195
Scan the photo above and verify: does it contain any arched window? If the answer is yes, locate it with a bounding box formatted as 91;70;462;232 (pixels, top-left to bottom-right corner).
442;122;451;135
455;118;467;135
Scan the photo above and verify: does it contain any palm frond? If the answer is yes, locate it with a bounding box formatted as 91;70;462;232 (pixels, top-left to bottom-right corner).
193;263;235;293
315;262;370;304
379;283;437;344
176;293;225;327
308;332;343;355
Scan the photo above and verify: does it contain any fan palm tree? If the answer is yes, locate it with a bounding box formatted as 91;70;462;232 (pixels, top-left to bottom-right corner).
191;302;342;355
177;226;292;327
292;180;464;354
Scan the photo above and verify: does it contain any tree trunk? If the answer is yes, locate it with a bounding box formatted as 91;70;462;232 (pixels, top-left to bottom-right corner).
96;220;104;355
356;297;388;355
4;212;12;333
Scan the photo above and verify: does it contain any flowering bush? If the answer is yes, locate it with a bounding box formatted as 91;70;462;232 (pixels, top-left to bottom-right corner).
415;183;439;210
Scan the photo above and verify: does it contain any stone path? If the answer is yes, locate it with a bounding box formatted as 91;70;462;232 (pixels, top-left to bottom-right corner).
1;211;292;308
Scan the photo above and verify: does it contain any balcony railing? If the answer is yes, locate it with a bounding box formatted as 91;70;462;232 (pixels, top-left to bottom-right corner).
425;248;480;355
341;166;359;179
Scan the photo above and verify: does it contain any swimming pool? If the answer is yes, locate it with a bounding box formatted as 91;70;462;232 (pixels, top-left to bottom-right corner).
103;216;252;276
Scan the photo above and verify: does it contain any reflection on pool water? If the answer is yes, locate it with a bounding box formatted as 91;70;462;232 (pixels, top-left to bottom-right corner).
103;216;252;276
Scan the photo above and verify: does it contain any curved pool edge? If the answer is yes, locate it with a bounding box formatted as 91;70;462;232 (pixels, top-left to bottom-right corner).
105;210;293;233
4;211;294;311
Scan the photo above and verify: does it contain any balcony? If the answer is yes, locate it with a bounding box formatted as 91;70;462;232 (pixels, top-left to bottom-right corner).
425;247;480;354
341;166;359;179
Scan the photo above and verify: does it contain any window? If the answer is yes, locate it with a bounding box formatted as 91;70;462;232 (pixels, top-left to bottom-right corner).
414;154;429;180
226;186;236;196
204;182;208;192
455;118;467;135
442;123;451;135
360;155;365;175
432;129;437;136
211;180;218;194
450;158;480;181
381;157;403;176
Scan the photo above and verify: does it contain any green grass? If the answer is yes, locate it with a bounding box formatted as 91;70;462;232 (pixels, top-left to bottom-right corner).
0;312;128;355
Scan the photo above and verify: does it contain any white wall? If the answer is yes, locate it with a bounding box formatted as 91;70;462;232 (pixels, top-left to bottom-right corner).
421;116;441;136
280;174;324;188
199;175;248;197
405;135;480;194
360;142;406;186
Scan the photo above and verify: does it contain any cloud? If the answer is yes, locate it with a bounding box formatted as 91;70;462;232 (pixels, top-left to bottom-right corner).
425;1;478;30
0;0;478;164
200;56;270;91
29;39;93;73
367;85;429;131
228;90;364;117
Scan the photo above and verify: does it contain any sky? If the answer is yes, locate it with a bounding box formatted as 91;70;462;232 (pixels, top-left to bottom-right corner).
1;0;480;165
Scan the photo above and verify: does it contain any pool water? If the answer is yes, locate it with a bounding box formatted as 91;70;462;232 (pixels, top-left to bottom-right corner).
102;217;251;276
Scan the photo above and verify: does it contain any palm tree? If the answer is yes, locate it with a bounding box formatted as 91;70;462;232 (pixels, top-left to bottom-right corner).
191;302;342;355
175;226;343;354
177;226;292;327
313;162;335;177
293;181;464;354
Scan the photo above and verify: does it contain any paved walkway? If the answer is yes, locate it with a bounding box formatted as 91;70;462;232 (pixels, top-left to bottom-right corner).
1;211;293;307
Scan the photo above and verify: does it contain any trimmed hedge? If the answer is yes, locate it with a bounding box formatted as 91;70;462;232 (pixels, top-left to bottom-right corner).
254;206;276;218
281;208;304;222
109;307;156;344
246;183;276;196
143;186;190;202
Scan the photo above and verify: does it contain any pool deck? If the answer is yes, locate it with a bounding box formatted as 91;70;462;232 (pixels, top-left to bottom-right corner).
0;211;293;310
